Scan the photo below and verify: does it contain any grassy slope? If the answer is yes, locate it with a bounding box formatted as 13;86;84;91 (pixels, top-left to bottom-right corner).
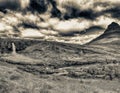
0;36;120;93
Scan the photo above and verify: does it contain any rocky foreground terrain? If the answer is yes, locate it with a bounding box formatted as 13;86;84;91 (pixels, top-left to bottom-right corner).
0;22;120;93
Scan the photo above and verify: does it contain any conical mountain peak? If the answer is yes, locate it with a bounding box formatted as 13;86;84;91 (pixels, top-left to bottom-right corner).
105;22;120;34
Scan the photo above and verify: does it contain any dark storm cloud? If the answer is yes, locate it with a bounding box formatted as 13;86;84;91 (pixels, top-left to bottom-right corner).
1;0;119;20
59;26;104;37
48;0;62;18
59;31;81;37
51;0;120;21
63;8;97;20
30;0;48;13
0;1;21;10
104;7;120;19
61;2;120;20
93;2;120;19
0;0;30;11
49;0;120;38
82;26;104;35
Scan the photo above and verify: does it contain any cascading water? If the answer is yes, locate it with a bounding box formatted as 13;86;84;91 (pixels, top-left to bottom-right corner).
11;42;16;55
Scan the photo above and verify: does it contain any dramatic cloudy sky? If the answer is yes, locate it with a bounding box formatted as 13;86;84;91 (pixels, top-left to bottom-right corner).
0;0;120;44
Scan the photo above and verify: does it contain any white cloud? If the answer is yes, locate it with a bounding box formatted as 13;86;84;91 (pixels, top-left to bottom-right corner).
93;15;120;28
20;28;44;38
52;19;92;33
0;22;13;32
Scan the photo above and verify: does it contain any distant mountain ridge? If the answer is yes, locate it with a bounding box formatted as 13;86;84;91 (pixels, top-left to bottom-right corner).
89;22;120;44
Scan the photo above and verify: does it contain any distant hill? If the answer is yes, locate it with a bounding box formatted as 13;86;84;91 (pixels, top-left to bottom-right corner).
88;22;120;45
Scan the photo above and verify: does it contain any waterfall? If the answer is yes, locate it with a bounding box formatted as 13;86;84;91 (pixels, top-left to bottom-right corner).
80;49;84;55
12;43;16;55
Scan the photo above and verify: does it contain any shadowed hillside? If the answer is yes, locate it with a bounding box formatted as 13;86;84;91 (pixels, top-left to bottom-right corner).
88;22;120;45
